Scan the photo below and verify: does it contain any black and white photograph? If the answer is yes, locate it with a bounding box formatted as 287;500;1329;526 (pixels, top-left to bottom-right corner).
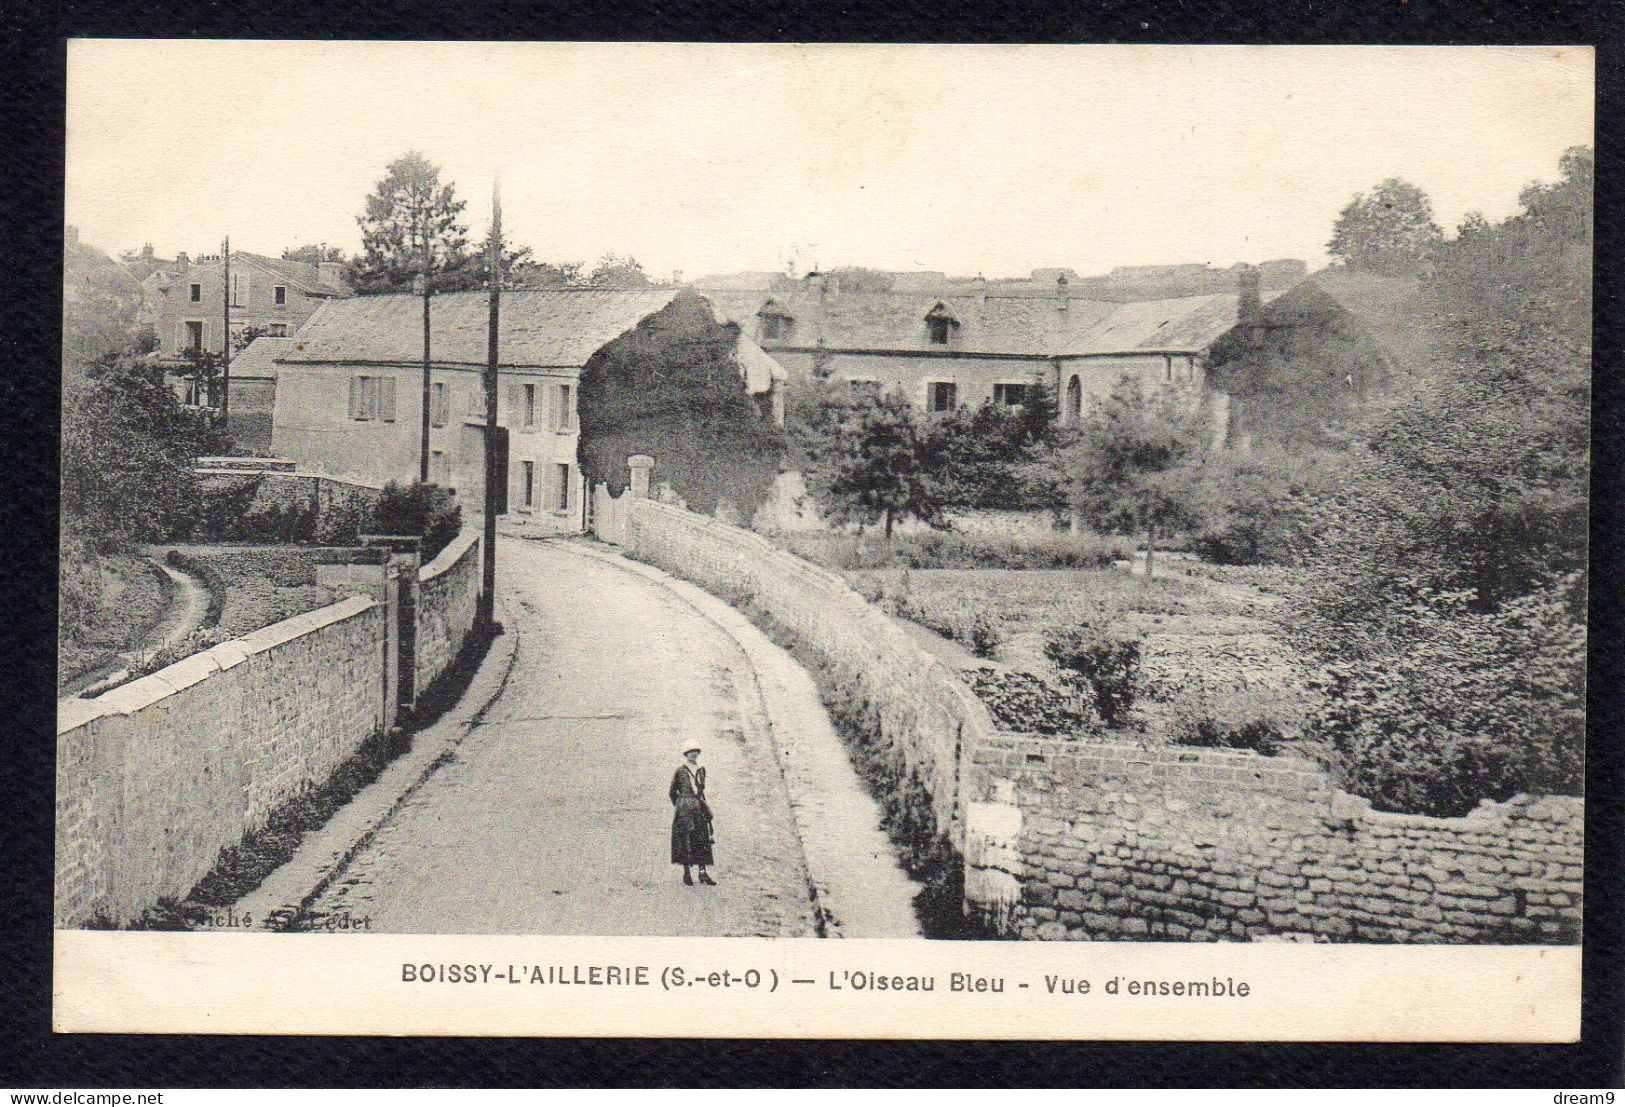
52;40;1592;1040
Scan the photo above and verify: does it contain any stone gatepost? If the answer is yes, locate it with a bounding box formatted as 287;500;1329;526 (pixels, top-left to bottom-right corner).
627;454;655;500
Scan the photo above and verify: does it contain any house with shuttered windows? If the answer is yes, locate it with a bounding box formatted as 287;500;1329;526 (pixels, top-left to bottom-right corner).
269;287;783;533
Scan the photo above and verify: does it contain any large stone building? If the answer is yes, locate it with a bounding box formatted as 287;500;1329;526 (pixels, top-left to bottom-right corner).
149;250;352;360
693;264;1295;433
269;287;784;533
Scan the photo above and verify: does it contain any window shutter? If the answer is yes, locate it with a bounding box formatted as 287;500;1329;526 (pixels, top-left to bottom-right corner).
348;377;361;419
506;384;522;426
380;376;397;422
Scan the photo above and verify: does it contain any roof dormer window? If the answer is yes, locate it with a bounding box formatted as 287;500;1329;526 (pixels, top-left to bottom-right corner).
925;303;959;346
757;300;793;343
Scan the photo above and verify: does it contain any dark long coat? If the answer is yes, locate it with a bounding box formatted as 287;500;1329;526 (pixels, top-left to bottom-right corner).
669;763;714;866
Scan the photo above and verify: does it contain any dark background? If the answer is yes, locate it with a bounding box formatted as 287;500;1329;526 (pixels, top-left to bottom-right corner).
2;0;1621;1088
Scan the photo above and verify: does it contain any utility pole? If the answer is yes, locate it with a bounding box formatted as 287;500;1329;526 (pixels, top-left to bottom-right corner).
220;236;231;429
478;176;502;627
417;263;433;483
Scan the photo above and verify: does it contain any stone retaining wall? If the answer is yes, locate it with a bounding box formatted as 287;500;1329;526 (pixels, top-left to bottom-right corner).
195;467;383;543
619;498;993;853
965;732;1583;944
55;596;388;928
414;529;482;694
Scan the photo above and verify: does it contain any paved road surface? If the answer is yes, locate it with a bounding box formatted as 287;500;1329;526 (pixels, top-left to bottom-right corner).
304;538;821;936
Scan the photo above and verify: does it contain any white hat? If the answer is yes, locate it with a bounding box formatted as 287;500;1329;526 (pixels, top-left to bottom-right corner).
681;742;702;755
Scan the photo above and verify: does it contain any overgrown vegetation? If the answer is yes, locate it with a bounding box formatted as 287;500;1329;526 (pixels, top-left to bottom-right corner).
1292;147;1591;814
1043;621;1143;728
577;296;785;518
778;528;1129;572
370;481;462;561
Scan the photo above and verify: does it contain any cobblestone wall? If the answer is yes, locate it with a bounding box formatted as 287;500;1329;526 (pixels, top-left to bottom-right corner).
965;733;1583;944
55;596;387;928
621;498;993;852
414;529;482;694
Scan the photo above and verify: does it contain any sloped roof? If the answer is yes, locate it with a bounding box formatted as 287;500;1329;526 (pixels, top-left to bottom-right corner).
280;287;692;368
694;286;1261;357
230;336;296;378
186;252;352;297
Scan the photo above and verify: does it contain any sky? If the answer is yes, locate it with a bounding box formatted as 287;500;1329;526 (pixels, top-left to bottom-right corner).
66;42;1593;281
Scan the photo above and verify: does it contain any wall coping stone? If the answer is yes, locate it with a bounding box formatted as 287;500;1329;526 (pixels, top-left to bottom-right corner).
419;528;480;582
58;594;380;735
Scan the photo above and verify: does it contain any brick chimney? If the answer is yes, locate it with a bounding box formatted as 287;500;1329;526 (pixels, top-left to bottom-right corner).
176;251;190;268
672;269;684;285
318;260;345;289
1236;264;1262;329
1054;272;1069;312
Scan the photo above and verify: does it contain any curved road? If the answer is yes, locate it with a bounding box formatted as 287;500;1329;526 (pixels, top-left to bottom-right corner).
304;538;823;936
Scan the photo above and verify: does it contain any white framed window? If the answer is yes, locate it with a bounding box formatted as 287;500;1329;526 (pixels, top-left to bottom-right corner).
273;284;287;307
926;381;957;413
553;463;571;512
182;320;205;352
348;374;397;422
521;460;535;509
555;383;573;431
431;382;449;427
523;383;537;428
992;382;1031;407
267;322;288;337
189;283;202;303
431;449;450;486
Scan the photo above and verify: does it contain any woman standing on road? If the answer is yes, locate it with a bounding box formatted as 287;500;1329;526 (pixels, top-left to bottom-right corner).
670;743;716;886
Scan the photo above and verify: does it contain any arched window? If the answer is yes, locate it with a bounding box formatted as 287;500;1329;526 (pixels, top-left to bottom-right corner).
1066;374;1082;422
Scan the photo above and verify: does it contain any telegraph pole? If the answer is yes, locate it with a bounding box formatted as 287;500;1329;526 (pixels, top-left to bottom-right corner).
478;176;502;627
417;262;433;483
220;236;231;429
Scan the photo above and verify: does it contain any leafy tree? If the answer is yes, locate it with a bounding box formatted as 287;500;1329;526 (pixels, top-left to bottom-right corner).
1327;177;1443;275
1295;148;1591;814
64;232;146;376
924;371;1059;510
1184;447;1337;565
815;390;943;539
352;151;471;294
433;242;536;293
586;253;655;288
63;354;218;546
511;259;585;288
1060;377;1204;575
232;325;269;354
281;243;347;264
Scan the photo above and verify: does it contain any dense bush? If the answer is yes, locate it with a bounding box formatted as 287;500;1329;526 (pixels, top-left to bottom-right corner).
369;481;462;561
1043;622;1143;728
1306;576;1583;815
1185;448;1338;566
1167;684;1296;756
894;594;1005;658
962;667;1100;736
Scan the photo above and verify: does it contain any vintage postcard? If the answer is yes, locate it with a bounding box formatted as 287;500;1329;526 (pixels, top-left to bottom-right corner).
56;41;1591;1039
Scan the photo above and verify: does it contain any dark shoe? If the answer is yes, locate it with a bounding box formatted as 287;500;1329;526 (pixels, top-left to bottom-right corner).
683;871;694;886
698;872;717;886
